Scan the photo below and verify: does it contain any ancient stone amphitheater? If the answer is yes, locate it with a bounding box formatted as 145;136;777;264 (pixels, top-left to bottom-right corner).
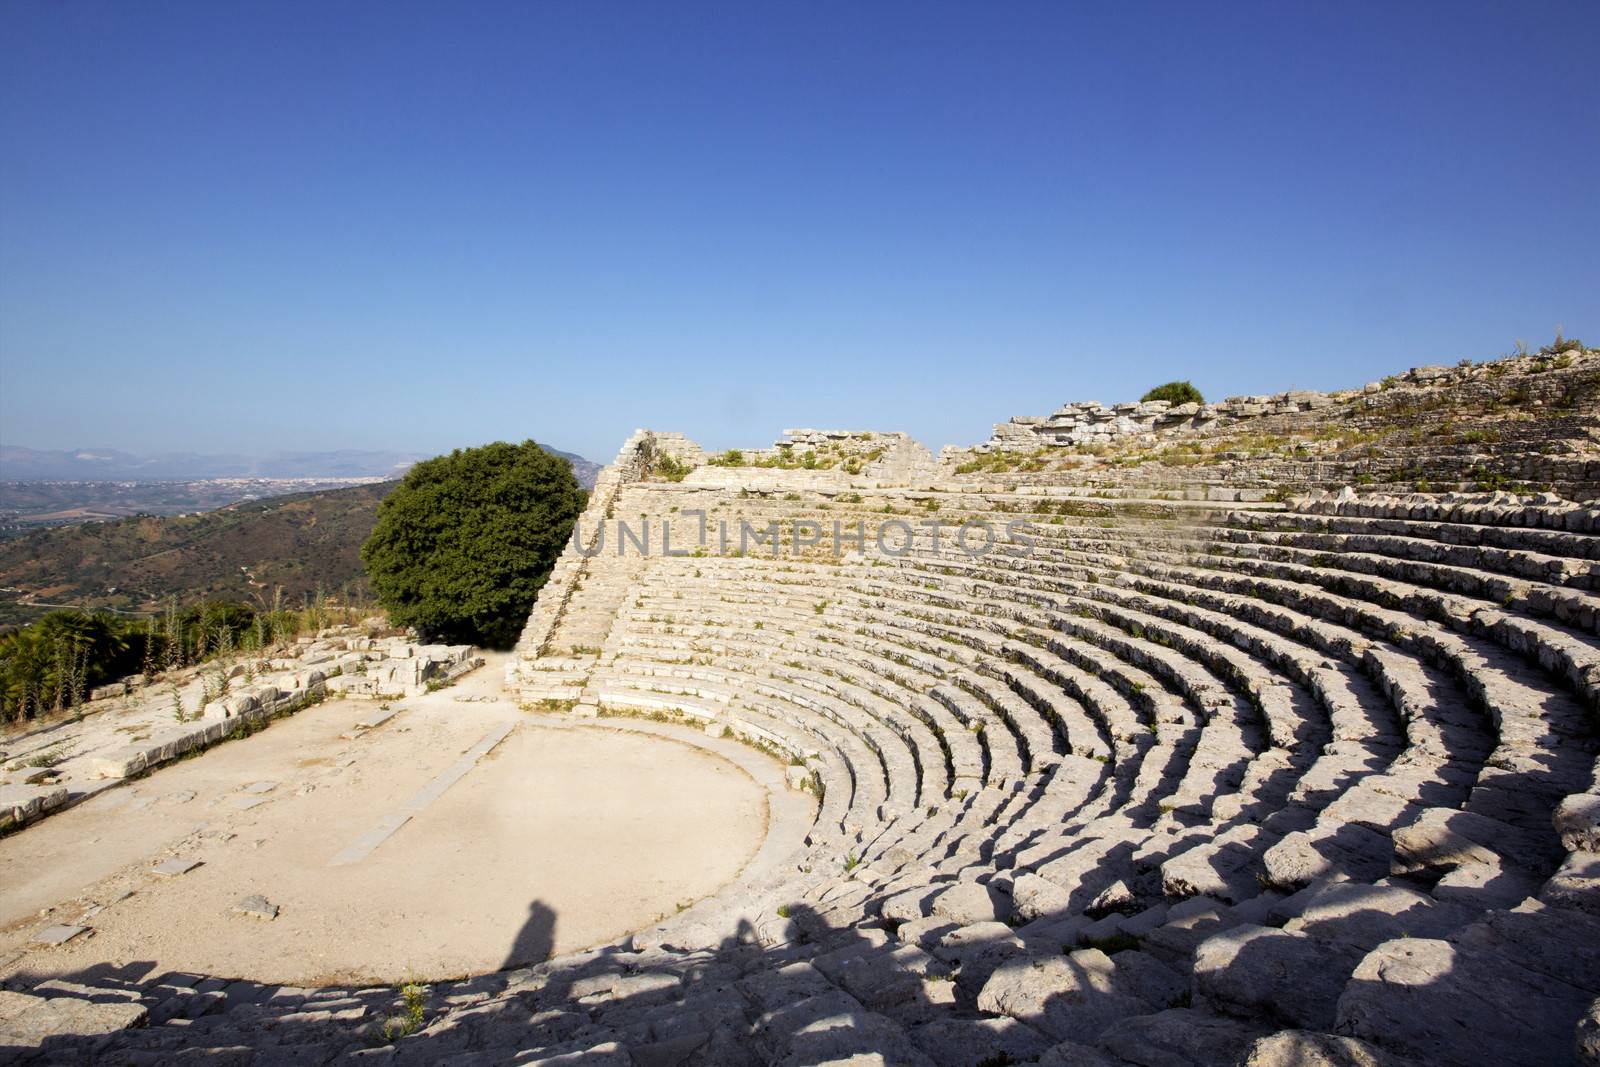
14;347;1600;1065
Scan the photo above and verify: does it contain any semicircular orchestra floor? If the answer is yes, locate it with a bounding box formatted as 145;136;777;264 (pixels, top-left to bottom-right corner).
0;659;796;987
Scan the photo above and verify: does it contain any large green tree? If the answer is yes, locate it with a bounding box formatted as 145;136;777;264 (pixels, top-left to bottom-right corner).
361;441;585;649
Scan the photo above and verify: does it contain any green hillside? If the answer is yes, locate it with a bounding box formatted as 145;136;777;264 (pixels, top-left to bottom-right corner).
0;482;393;625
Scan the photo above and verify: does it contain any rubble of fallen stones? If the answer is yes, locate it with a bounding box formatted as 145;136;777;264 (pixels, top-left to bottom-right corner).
979;348;1599;454
0;625;480;835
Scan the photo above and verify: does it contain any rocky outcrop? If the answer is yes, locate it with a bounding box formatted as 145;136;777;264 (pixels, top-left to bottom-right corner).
981;349;1599;454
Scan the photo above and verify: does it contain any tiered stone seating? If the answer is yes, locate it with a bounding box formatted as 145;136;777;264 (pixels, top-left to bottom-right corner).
21;435;1599;1066
518;478;1596;1064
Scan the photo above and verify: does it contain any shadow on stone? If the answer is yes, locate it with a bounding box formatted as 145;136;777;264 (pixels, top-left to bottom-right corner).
501;899;558;970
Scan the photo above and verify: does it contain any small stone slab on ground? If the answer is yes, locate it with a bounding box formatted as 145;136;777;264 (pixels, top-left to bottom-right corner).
152;858;203;878
32;924;87;946
234;895;279;921
232;796;271;811
242;781;277;795
342;707;400;739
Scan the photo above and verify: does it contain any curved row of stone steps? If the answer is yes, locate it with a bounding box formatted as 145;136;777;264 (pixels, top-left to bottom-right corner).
608;563;1414;940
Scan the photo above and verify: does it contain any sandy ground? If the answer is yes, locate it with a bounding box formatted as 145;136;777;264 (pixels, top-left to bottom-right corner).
0;654;779;986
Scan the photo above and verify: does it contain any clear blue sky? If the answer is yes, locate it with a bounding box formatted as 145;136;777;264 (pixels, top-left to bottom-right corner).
3;2;1596;463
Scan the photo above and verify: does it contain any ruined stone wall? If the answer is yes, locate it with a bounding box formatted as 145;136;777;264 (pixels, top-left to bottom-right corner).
980;348;1599;454
953;348;1600;499
691;429;937;488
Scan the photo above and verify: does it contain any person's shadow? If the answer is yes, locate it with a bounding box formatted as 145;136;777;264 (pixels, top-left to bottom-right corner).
501;900;557;970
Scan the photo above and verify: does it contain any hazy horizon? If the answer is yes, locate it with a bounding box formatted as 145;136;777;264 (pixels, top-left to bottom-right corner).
0;441;602;483
3;2;1596;462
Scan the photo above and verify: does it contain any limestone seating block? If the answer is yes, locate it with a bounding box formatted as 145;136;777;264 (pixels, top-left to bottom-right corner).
1579;997;1600;1067
1268;881;1471;948
1336;937;1593;1067
1541;852;1600;916
1240;1030;1424;1067
0;990;148;1047
0;784;70;830
1556;793;1600;853
88;745;149;779
976;948;1155;1043
1011;872;1073;923
1193;923;1362;1029
1391;806;1562;878
910;1015;1052;1067
90;715;244;779
325;674;379;696
202;690;260;721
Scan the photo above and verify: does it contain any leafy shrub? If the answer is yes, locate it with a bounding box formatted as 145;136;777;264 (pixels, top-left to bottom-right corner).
1540;331;1585;356
362;441;585;649
1140;380;1204;405
652;454;692;482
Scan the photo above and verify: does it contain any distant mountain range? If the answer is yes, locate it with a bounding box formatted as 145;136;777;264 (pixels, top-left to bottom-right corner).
537;448;604;489
0;444;602;488
0;446;427;481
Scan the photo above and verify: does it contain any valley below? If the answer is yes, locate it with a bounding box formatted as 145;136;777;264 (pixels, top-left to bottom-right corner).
0;478;391;540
